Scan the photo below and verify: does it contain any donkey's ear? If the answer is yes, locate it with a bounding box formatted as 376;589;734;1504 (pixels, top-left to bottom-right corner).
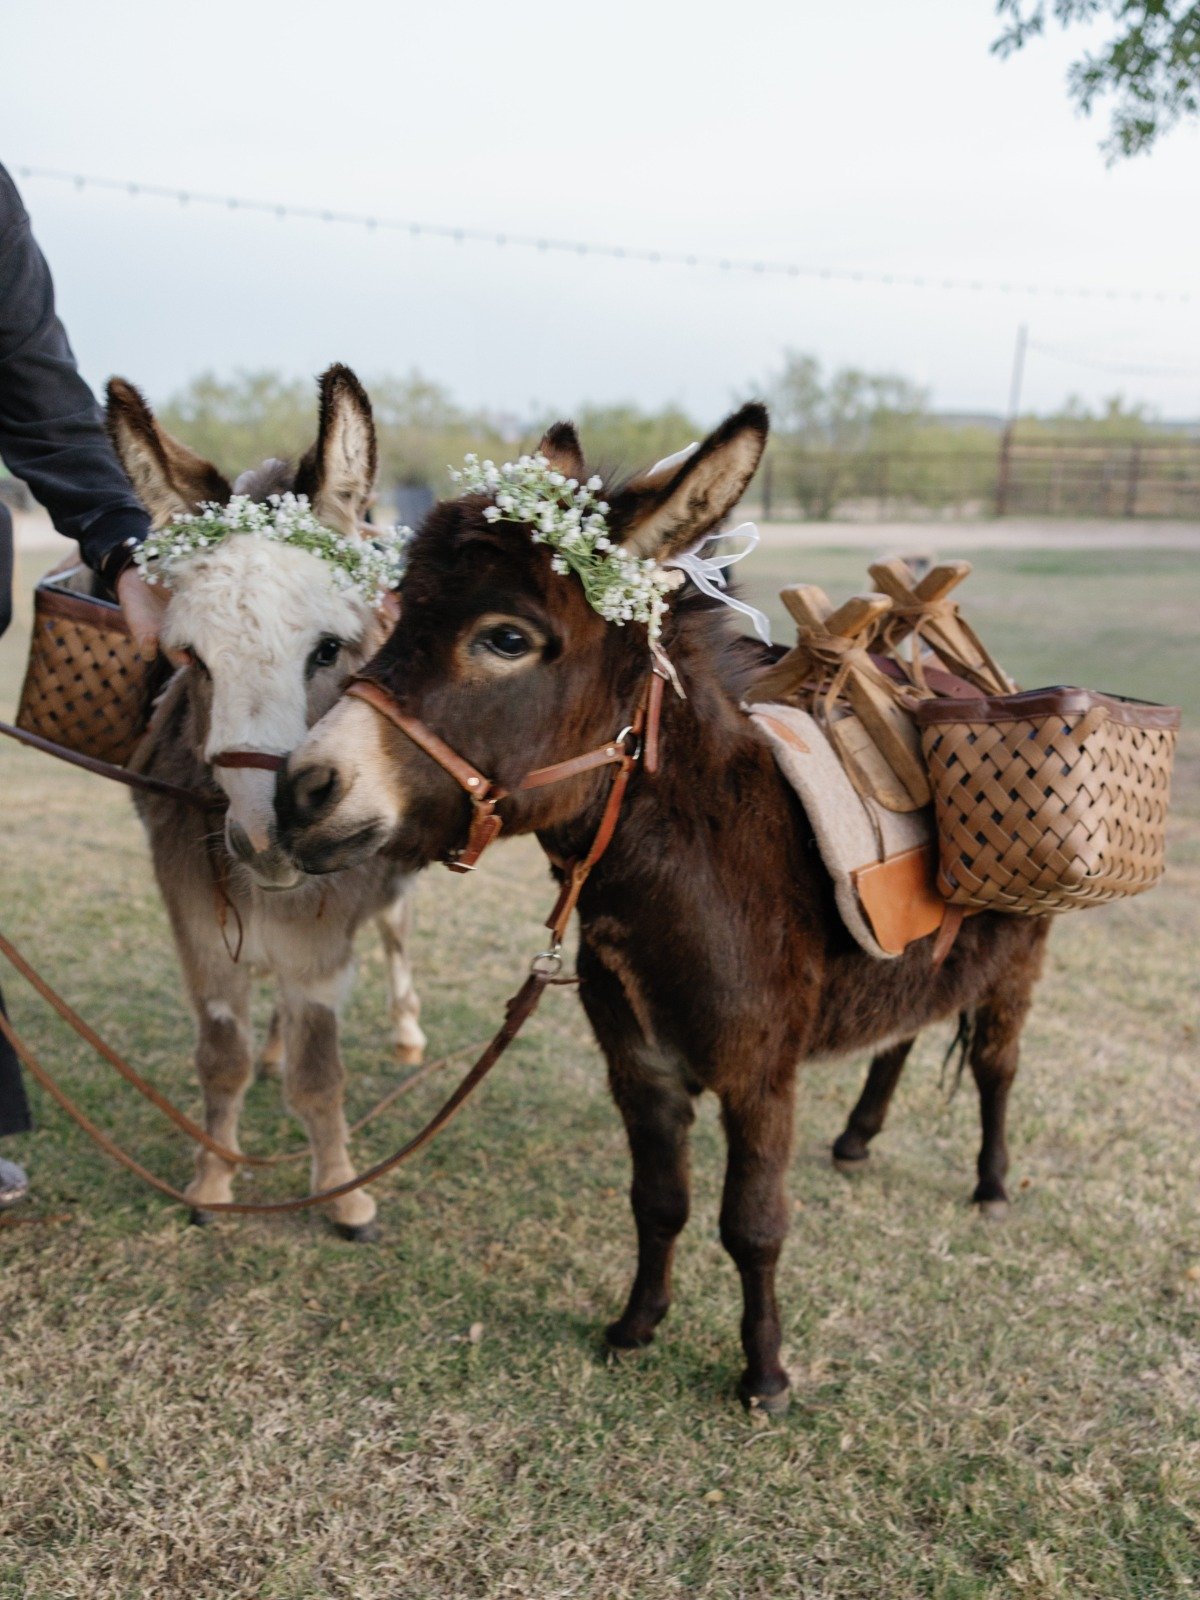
609;403;768;561
536;421;585;482
106;378;231;528
296;364;378;537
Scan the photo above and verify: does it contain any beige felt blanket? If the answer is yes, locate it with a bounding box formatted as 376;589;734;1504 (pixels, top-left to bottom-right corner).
747;702;936;960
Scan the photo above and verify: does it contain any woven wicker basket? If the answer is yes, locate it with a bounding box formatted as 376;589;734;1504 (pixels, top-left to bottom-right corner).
917;687;1179;915
15;565;165;767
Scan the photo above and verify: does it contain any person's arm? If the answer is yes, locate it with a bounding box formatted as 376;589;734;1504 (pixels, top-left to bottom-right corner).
0;166;164;648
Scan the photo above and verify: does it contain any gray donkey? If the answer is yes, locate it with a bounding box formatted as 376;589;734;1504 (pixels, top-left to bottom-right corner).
107;365;424;1238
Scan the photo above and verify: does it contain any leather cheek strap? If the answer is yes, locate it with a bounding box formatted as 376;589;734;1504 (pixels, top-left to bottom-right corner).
346;680;495;795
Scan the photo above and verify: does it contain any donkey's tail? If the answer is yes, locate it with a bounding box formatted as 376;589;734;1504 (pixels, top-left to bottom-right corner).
940;1010;976;1099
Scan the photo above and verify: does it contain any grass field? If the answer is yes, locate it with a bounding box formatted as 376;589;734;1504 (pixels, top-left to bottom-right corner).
1;544;1198;1599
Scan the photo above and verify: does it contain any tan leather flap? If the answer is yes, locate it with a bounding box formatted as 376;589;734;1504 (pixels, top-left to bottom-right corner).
852;844;946;957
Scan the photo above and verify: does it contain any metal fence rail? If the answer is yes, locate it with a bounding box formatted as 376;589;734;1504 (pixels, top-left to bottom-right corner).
995;439;1200;519
755;439;1200;521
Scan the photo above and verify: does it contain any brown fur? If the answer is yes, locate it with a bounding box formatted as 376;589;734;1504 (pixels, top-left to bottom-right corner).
537;422;586;481
295;365;379;537
278;404;1049;1399
106;378;232;527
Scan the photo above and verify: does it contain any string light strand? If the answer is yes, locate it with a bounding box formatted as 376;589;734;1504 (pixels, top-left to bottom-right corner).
15;162;1193;307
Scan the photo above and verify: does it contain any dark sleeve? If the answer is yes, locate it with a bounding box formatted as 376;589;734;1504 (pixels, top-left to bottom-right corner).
0;165;149;581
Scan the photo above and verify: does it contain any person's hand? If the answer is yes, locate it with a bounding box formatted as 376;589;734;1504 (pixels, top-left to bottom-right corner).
116;566;178;661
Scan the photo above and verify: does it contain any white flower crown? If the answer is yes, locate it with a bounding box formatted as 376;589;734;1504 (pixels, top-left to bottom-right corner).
450;453;676;641
134;493;412;609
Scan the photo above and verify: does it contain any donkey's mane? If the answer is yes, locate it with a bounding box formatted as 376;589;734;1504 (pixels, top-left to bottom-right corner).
663;582;778;701
232;457;295;502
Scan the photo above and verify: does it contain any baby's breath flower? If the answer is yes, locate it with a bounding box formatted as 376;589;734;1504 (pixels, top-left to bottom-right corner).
134;493;411;610
452;453;672;641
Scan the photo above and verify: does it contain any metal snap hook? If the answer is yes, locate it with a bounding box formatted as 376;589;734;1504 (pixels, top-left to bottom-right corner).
615;725;643;761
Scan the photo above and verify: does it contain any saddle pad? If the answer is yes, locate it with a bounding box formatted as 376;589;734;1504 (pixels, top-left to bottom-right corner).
747;702;946;960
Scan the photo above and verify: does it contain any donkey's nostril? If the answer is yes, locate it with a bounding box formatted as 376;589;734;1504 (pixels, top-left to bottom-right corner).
226;821;258;862
286;762;344;828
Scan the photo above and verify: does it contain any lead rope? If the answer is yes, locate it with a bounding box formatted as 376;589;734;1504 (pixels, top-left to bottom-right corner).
0;927;487;1169
0;971;552;1214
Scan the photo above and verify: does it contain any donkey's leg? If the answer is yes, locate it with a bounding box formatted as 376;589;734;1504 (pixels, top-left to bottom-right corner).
181;957;254;1218
278;972;377;1241
719;1076;796;1413
968;1008;1020;1217
969;932;1046;1213
376;892;426;1065
257;1005;285;1081
832;1037;916;1166
968;998;1032;1217
605;1058;697;1352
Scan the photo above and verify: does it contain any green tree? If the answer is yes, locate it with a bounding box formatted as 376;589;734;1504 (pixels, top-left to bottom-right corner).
993;1;1200;159
159;370;315;477
764;352;929;518
1030;392;1159;439
529;401;703;479
367;372;508;489
157;369;510;506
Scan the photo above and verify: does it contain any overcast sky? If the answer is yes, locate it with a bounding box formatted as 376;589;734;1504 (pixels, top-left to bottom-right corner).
6;0;1199;426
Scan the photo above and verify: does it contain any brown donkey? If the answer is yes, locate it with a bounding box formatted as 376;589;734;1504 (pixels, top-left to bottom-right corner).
276;406;1048;1408
108;367;425;1239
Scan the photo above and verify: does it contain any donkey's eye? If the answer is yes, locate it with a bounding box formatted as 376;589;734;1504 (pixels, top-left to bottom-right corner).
307;636;343;675
478;623;533;660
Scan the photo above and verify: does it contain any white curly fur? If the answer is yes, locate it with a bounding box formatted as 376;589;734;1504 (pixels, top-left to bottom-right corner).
161;536;373;860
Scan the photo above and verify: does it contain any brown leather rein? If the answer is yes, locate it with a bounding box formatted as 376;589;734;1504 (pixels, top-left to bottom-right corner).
0;718;226;810
0;670;663;1216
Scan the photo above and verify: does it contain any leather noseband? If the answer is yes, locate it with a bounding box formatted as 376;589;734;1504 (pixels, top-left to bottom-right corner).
211;749;287;772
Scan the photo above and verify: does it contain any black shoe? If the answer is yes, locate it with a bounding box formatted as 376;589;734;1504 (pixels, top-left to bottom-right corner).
0;1157;29;1207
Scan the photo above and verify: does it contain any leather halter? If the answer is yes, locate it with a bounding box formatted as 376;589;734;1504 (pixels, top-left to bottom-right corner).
211;749;287;772
345;668;665;947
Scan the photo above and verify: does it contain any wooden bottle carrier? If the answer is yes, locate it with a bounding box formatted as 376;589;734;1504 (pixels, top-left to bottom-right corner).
13;564;166;767
748;557;1179;919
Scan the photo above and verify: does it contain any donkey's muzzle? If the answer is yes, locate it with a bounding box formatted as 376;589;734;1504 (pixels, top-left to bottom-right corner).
224;817;303;889
226;820;264;863
278;761;345;833
275;759;384;874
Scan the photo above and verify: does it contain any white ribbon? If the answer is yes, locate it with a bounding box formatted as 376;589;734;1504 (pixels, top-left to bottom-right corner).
644;441;700;482
644;443;771;645
666;523;773;645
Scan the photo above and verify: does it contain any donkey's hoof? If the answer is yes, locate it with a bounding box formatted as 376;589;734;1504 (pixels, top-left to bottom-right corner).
972;1178;1010;1219
334;1218;381;1244
189;1207;216;1227
741;1378;791;1417
832;1132;870;1172
832;1154;869;1175
394;1043;425;1067
604;1318;656;1353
